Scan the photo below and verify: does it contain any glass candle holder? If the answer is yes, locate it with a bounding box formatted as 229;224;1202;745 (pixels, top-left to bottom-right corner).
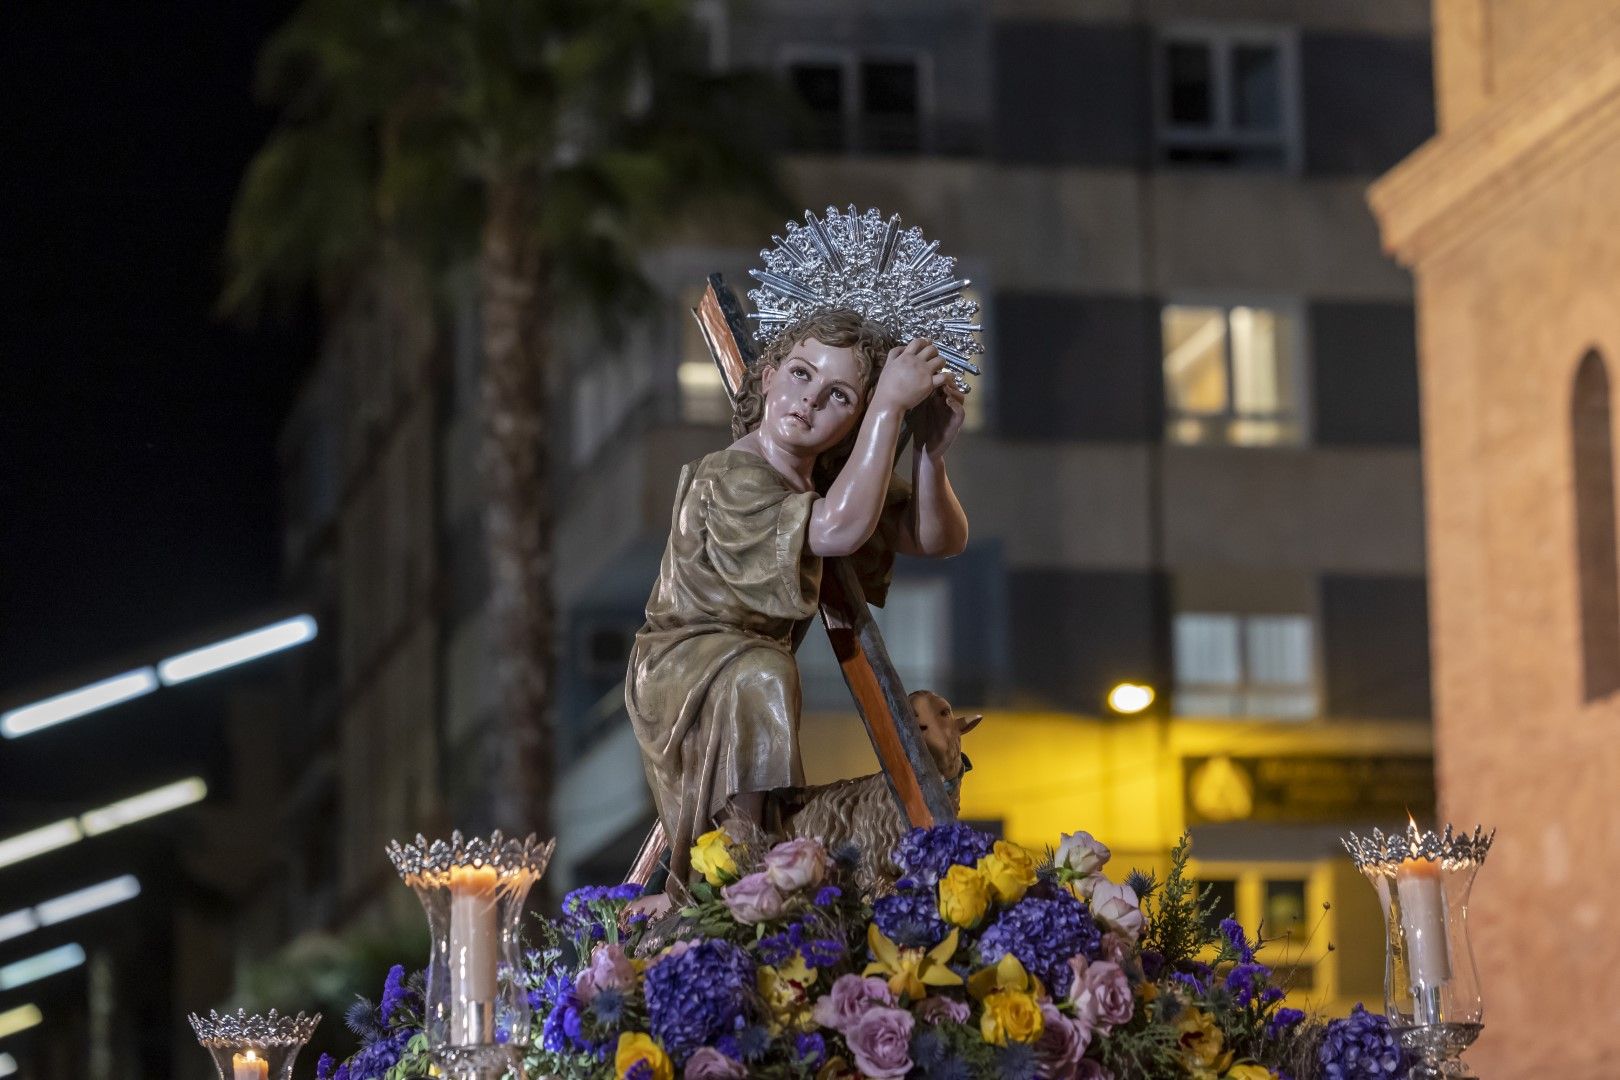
187;1009;320;1080
387;830;555;1080
1343;821;1495;1079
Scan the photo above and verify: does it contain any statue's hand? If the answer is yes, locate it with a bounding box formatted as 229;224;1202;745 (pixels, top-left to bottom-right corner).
915;381;967;459
873;338;952;414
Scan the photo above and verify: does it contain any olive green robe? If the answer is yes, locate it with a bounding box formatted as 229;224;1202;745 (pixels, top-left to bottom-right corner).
625;448;903;884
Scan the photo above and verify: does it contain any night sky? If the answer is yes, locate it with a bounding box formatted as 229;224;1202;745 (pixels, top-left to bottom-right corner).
1;2;313;692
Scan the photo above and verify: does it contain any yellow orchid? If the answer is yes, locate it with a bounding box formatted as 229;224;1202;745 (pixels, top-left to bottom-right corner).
966;951;1046;1001
758;951;817;1033
1225;1065;1276;1080
1177;1008;1233;1075
689;828;739;887
863;923;964;1000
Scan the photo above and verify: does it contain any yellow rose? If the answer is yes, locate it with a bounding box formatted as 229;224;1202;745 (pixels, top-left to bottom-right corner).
1225;1065;1275;1080
689;828;738;886
938;864;992;928
614;1032;673;1080
977;840;1037;904
980;989;1045;1046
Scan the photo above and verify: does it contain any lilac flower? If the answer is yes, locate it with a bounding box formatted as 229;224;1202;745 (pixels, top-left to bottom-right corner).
1318;1004;1408;1079
758;921;844;968
793;1032;827;1070
814;885;843;906
893;824;997;885
379;964;411;1023
872;889;949;949
315;1054;335;1080
643;939;755;1063
976;893;1103;996
1261;986;1286;1006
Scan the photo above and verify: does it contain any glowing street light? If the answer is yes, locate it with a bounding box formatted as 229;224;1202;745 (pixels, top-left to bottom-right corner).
34;876;141;926
0;1051;17;1076
0;1004;43;1040
0;945;84;991
0;669;158;739
1107;682;1156;715
156;615;317;685
80;778;207;837
0;911;38;946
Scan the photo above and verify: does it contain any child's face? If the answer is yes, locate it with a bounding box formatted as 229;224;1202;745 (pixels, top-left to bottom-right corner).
758;338;866;455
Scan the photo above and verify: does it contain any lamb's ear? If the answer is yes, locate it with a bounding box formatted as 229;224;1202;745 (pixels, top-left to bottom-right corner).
959;713;984;734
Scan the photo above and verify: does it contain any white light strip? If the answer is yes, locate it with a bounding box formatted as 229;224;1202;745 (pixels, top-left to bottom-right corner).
0;1004;42;1040
156;615;317;685
0;911;38;946
0;945;84;992
0;821;83;871
34;876;141;926
1;669;158;739
0;1051;16;1076
80;777;207;837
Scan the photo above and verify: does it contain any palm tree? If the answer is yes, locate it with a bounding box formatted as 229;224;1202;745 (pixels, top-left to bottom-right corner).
225;0;780;842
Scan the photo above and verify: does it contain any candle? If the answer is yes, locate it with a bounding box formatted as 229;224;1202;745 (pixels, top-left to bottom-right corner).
449;863;500;1044
1395;855;1451;999
232;1050;270;1080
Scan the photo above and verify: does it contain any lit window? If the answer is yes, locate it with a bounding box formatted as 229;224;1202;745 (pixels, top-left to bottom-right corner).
679;286;734;425
1162;302;1303;446
1174;611;1316;719
1158;28;1297;169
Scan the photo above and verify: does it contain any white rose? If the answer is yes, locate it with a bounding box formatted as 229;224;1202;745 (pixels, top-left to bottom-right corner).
1088;881;1144;943
1056;831;1111;876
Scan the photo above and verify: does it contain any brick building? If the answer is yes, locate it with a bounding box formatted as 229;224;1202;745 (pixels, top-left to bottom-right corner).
1370;2;1620;1073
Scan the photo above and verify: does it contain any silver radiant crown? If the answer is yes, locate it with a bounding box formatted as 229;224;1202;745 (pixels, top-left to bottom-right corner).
1342;822;1495;874
747;205;984;382
187;1009;320;1048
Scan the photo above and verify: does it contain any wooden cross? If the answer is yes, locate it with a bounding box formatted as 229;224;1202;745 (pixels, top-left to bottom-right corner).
624;275;956;887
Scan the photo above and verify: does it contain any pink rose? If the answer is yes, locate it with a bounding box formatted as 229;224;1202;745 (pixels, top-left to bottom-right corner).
1097;931;1133;969
720;871;784;924
763;837;828;892
574;942;636;1002
1079;960;1133;1032
847;1006;914;1079
1056;831;1110;875
1035;1002;1092;1078
1076;1060;1113;1080
1088;882;1143;943
914;995;970;1026
683;1047;746;1079
812;973;894;1034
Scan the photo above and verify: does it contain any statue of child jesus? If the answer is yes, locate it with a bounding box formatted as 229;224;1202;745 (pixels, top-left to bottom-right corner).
625;308;969;886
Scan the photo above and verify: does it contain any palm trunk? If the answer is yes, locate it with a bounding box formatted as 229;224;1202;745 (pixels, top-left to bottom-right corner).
477;177;554;845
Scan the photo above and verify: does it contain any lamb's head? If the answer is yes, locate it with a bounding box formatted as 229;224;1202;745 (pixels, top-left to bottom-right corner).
908;689;983;781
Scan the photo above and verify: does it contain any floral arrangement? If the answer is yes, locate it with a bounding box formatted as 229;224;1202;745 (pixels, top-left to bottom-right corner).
317;825;1412;1080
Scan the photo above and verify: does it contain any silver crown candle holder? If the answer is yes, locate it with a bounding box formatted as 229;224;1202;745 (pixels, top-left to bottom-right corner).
387;830;555;1080
187;1009;320;1080
1343;820;1495;1080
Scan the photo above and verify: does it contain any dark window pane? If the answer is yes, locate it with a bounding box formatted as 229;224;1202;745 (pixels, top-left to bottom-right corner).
789;63;845;151
1166;42;1213;125
860;60;920;153
1232;44;1282;130
1200;878;1239;933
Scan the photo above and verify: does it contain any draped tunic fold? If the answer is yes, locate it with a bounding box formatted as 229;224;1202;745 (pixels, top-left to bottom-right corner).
625;448;904;884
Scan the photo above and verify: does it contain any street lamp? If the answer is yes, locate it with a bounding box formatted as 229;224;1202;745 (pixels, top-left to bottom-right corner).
1107;682;1156;715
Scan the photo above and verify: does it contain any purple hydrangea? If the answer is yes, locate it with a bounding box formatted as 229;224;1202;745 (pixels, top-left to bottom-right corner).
1318;1004;1409;1079
872;890;950;949
757;920;845;968
893;824;997;885
976;893;1102;996
643;939;756;1063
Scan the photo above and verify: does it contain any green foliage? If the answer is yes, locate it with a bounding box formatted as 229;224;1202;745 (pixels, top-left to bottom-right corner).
1141;834;1219;968
225;0;785;323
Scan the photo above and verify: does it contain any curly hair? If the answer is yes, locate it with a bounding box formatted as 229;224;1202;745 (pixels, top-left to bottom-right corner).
731;309;897;489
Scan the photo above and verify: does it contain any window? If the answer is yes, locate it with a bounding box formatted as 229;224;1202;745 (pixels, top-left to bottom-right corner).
1174;612;1316;719
784;49;927;154
1157;27;1298;169
796;578;951;710
1190;863;1333;997
1162;302;1304;446
678;286;734;425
